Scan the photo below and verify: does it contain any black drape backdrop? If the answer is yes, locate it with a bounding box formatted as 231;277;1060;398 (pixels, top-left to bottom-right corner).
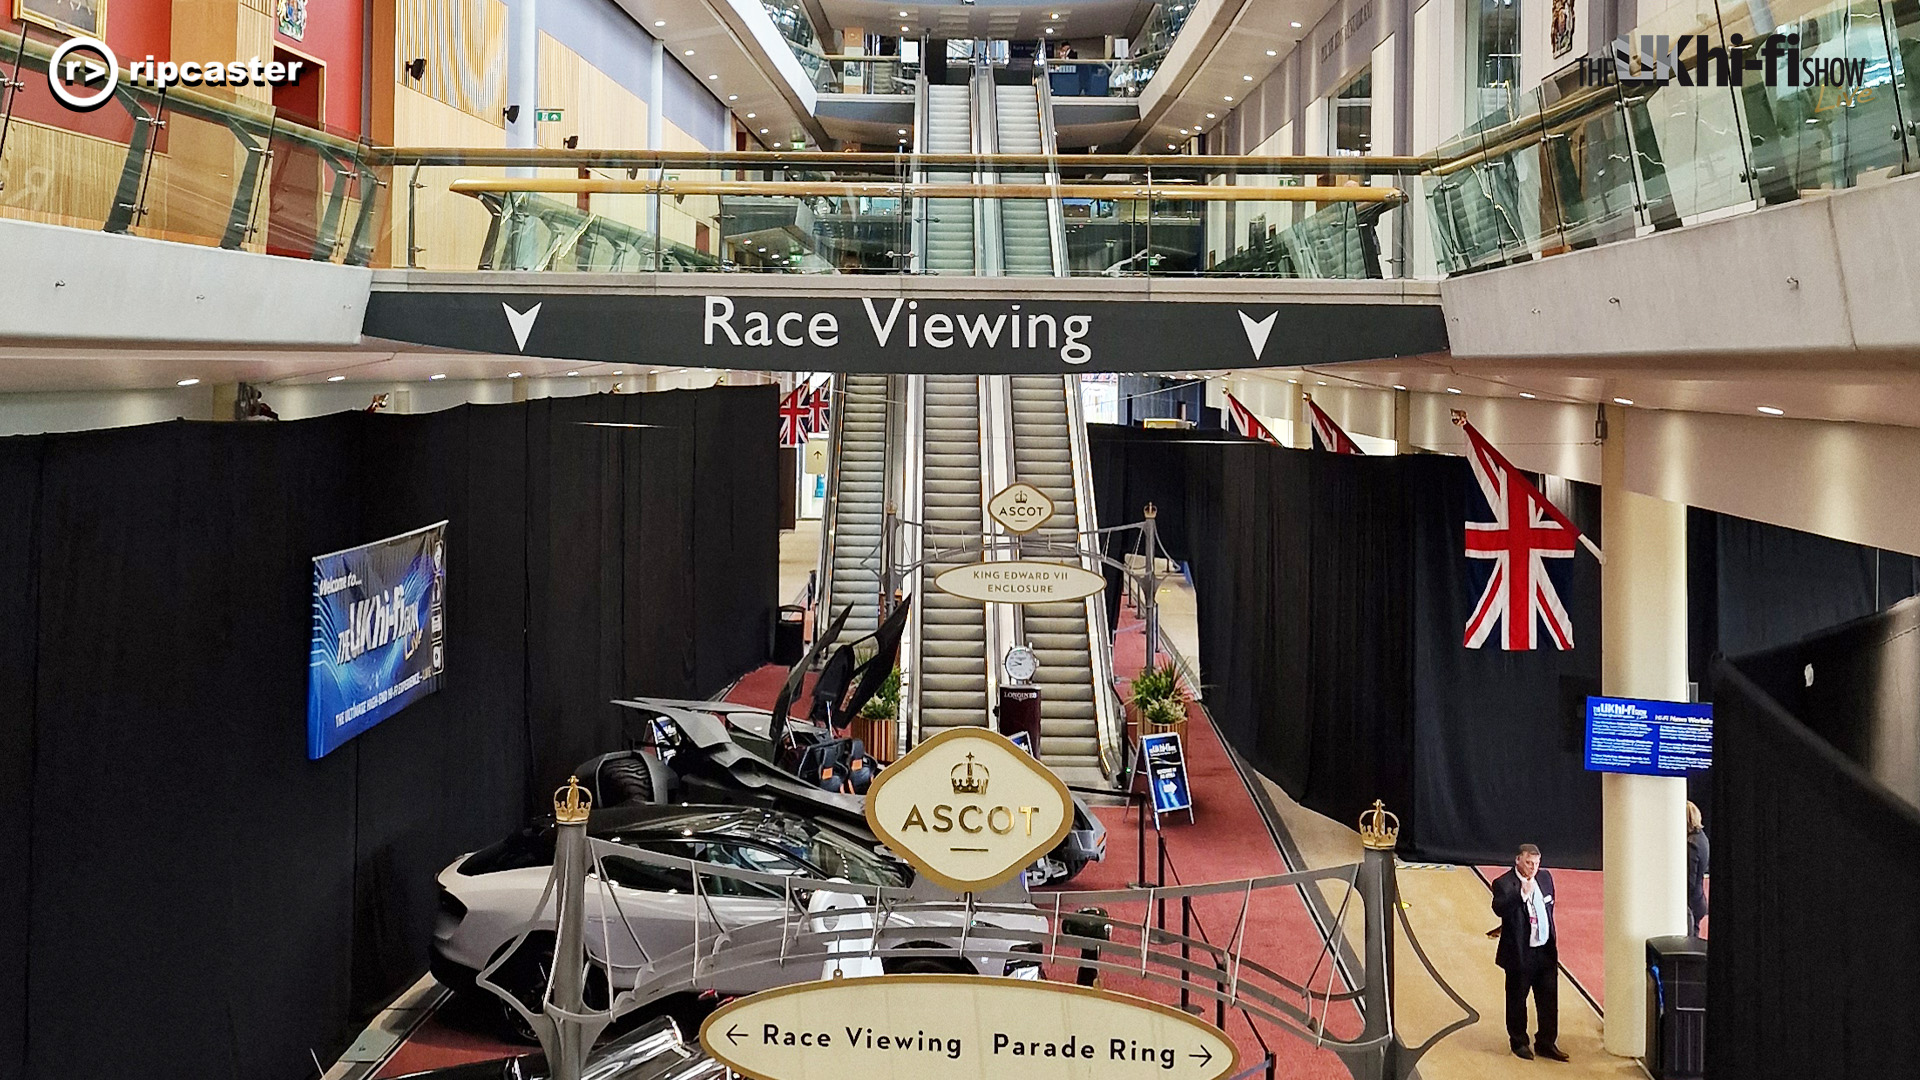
1710;617;1920;1079
0;388;777;1080
1090;426;1602;865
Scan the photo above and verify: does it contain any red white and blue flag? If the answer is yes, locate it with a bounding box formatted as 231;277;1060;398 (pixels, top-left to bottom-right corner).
1224;392;1280;444
804;383;830;433
1459;416;1599;651
778;386;811;448
1306;397;1362;454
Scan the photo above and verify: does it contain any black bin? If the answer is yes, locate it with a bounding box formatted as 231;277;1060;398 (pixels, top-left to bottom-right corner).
1646;935;1707;1079
773;605;806;665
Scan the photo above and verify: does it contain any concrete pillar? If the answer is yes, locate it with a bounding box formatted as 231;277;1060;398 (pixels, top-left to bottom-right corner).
1392;387;1412;450
1598;403;1691;1057
1290;381;1309;450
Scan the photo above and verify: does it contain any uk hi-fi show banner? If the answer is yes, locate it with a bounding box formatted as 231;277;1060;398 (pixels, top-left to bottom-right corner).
307;522;447;759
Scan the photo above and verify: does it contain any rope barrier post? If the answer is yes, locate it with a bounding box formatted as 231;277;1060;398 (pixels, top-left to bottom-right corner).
1142;504;1159;672
1357;801;1403;1080
1180;892;1192;1013
546;777;604;1080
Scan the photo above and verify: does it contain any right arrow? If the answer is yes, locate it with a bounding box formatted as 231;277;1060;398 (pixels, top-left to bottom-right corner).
1189;1045;1213;1066
726;1024;745;1045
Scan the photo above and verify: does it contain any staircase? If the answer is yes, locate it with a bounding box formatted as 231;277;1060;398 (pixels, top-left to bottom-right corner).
820;374;891;638
1009;375;1104;784
913;375;991;739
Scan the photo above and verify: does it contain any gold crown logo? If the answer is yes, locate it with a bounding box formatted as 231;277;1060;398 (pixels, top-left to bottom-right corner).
950;753;989;796
554;775;592;825
1359;799;1399;851
1014;489;1028;504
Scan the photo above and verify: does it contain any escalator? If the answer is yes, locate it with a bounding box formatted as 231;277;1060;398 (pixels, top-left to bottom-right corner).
910;375;991;740
993;82;1057;275
918;81;977;274
1007;374;1105;784
817;374;893;640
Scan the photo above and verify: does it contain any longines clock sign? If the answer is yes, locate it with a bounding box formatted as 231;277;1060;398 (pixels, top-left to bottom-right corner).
362;290;1447;374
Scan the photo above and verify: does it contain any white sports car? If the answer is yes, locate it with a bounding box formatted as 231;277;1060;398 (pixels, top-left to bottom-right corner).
431;803;1049;1037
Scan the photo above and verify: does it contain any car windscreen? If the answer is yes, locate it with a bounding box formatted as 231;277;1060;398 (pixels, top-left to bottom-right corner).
753;817;911;888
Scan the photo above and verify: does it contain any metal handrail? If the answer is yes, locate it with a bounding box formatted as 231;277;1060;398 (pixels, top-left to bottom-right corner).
813;373;848;639
1032;53;1071;279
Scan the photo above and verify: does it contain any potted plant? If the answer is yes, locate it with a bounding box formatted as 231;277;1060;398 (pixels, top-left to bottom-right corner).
1126;662;1187;734
855;667;900;762
1140;696;1187;738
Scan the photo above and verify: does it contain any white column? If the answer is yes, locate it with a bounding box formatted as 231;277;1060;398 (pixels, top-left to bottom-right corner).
506;0;538;177
648;36;665;238
1290;381;1309;450
1599;403;1691;1057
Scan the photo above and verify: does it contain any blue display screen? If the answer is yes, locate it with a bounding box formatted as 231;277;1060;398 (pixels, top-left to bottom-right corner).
1583;696;1713;777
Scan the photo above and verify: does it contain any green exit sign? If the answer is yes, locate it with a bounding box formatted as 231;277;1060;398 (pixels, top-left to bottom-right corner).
535;109;564;122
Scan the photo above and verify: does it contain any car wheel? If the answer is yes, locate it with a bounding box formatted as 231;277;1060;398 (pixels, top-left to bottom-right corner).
886;957;970;975
486;934;609;1044
598;754;656;806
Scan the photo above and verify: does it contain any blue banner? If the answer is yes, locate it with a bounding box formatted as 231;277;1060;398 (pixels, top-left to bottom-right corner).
1583;696;1713;777
307;522;447;759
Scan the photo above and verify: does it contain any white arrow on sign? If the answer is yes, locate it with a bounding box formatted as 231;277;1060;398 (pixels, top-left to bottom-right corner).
502;302;542;352
1238;309;1277;361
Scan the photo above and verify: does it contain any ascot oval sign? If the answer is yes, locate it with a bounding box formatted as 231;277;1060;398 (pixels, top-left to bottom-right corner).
934;560;1106;605
699;975;1239;1080
866;727;1073;893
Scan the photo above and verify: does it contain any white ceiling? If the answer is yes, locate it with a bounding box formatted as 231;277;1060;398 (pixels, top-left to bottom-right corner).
821;0;1157;41
1133;0;1334;153
609;0;826;149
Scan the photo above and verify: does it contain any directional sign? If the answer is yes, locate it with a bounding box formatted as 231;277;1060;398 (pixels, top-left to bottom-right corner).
866;727;1073;893
934;560;1105;605
535;108;565;122
699;974;1238;1080
987;482;1055;534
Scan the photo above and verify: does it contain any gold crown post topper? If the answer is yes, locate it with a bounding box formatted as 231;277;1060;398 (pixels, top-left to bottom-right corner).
950;753;989;796
1359;800;1400;850
555;776;593;824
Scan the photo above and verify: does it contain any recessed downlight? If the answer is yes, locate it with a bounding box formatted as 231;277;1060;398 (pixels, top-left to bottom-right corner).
708;74;718;80
430;373;447;381
654;19;664;26
327;375;346;382
1224;95;1233;101
761;127;770;133
1205;112;1216;118
746;112;756;118
1167;143;1177;149
1290;20;1302;27
728;94;737;101
1613;396;1633;405
1758;405;1785;415
1519;391;1536;399
1044;27;1054;33
1446;387;1462;394
1266;50;1277;56
1242;74;1253;81
567;371;581;377
177;378;200;386
1392;384;1407;390
683;49;694;56
898;128;908;135
508;371;523;378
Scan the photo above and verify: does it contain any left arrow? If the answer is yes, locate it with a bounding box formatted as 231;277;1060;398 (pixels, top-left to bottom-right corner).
726;1024;745;1045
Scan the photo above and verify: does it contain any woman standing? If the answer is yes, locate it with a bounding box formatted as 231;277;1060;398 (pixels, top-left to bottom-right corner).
1686;801;1710;936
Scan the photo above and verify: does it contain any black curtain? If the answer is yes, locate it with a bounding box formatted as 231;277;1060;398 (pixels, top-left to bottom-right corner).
1709;648;1920;1079
0;387;777;1080
1091;425;1602;865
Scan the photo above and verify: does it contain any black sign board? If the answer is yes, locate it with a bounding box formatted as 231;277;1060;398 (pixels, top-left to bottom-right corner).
363;290;1448;374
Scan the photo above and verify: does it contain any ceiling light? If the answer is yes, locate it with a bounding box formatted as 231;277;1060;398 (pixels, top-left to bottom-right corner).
1242;74;1253;81
1613;396;1633;405
761;127;770;133
1290;20;1302;27
1286;378;1299;384
1206;112;1216;118
900;10;909;16
1266;49;1277;56
727;94;737;101
1167;143;1177;149
683;49;694;56
708;74;718;80
1045;27;1054;33
1392;384;1407;390
430;373;447;380
613;370;624;375
327;375;346;382
898;128;908;135
1446;387;1462;394
508;371;523;378
176;378;200;387
1519;391;1536;399
774;141;783;147
1224;95;1233;101
746;112;756;118
1758;405;1785;416
1316;380;1326;385
567;371;581;377
902;25;910;31
654;19;664;26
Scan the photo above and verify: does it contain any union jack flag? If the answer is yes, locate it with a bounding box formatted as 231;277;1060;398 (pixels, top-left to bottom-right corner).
1306;397;1362;454
1460;418;1595;651
1224;392;1280;444
778;387;811;448
804;383;830;433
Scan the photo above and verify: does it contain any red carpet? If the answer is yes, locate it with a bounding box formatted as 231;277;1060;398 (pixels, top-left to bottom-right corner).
374;1013;524;1077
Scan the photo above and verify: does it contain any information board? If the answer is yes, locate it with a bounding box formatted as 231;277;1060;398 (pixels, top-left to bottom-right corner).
1140;732;1193;818
1583;696;1713;777
307;522;447;758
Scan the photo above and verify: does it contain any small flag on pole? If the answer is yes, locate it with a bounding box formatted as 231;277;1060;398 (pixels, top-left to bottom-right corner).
1224;392;1281;444
1305;396;1362;454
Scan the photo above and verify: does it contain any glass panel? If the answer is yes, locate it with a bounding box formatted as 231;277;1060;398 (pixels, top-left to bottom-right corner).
1892;0;1920;162
1539;80;1643;252
1621;9;1755;222
1716;0;1907;196
1465;0;1524;128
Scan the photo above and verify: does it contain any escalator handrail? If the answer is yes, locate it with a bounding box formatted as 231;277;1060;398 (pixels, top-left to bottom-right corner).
1032;53;1071;279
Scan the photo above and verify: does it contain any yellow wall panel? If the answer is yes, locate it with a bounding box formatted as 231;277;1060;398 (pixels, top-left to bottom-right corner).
395;0;508;125
392;85;507;268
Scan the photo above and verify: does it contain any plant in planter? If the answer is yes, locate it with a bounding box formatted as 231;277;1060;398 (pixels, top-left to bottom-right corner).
1140;696;1186;735
859;667;900;720
1126;662;1187;733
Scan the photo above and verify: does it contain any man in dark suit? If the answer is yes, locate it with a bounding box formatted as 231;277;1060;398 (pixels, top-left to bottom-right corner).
1491;843;1569;1061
